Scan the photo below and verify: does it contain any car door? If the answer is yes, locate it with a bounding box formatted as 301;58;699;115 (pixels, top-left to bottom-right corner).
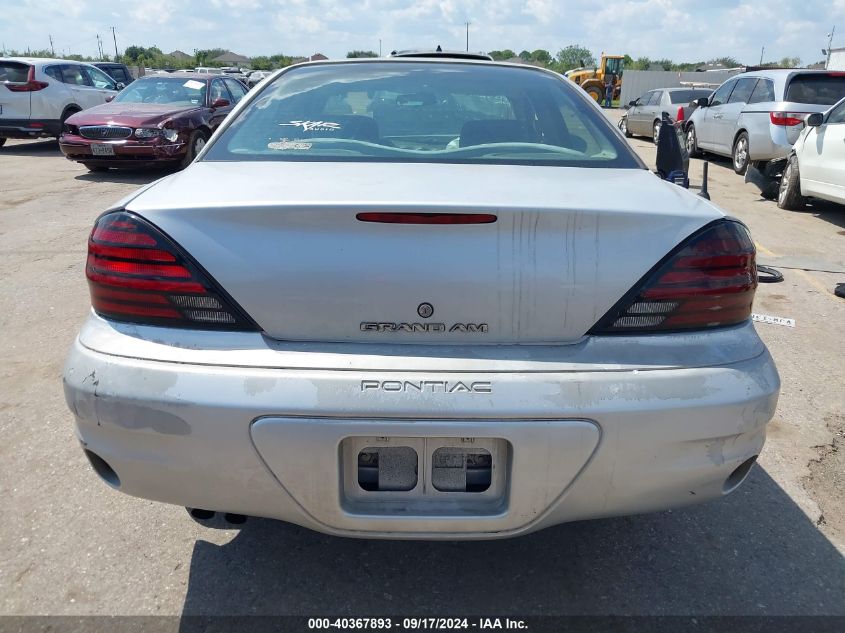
798;100;845;202
712;77;757;154
223;78;247;105
697;79;737;150
643;90;665;134
207;78;235;129
82;66;119;103
58;64;102;110
629;91;655;135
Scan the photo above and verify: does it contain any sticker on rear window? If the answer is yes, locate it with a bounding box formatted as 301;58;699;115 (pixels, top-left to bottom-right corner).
268;139;313;150
279;120;341;132
183;80;204;90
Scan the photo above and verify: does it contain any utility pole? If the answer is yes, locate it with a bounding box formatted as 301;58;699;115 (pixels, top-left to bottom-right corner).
826;26;836;68
465;21;471;52
759;46;764;65
96;34;102;59
379;39;382;57
49;34;55;56
111;26;119;60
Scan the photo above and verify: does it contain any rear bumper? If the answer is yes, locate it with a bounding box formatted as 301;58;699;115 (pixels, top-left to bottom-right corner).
59;134;187;166
0;118;61;138
747;123;796;162
63;316;780;539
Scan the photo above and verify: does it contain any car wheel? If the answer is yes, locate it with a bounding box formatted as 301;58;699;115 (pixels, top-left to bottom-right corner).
686;124;700;157
777;155;806;210
180;130;208;169
60;107;79;133
620;117;632;138
0;137;7;148
732;132;750;175
652;120;662;145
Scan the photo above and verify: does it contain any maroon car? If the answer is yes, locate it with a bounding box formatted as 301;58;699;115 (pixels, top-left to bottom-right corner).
59;73;247;171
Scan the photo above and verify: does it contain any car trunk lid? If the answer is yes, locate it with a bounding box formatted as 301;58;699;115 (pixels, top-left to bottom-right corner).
0;61;32;120
127;161;722;344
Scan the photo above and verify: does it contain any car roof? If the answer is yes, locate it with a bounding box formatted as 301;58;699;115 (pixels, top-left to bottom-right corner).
136;73;212;81
0;56;102;66
390;48;494;61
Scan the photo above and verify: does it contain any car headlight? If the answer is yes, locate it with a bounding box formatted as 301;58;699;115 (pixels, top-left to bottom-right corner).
161;129;179;142
134;128;161;138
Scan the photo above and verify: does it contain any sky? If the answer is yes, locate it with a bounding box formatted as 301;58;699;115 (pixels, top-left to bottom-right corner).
1;0;841;66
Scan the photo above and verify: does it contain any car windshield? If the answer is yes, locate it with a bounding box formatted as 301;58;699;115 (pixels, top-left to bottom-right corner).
669;89;712;104
786;74;845;105
204;61;640;168
113;77;206;106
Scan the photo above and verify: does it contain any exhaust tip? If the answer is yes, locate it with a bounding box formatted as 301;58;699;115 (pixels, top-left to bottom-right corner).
723;455;758;494
188;508;215;520
224;513;247;525
84;449;120;488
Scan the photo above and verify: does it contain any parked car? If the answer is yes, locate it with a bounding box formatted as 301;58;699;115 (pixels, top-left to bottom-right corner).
59;73;248;171
93;62;134;86
245;70;273;89
775;98;845;209
221;67;249;83
0;57;120;146
63;57;779;539
194;67;223;75
685;70;845;174
621;87;713;143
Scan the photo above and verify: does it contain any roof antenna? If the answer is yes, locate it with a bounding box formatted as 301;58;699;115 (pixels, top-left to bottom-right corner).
436;45;443;52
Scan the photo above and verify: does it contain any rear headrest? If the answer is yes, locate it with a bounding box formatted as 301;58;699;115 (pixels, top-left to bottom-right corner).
459;120;538;147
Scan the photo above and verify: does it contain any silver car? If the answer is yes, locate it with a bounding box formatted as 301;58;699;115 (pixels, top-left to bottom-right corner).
621;87;712;143
685;69;845;174
64;58;779;539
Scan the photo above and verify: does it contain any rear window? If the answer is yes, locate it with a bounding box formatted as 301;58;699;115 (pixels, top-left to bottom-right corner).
668;89;711;104
786;74;845;105
113;77;207;106
0;62;30;83
204;62;640;168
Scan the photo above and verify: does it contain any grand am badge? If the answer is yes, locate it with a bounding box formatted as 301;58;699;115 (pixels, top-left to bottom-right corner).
360;322;488;333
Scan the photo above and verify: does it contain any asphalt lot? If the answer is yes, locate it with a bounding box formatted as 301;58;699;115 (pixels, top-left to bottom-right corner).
1;122;844;617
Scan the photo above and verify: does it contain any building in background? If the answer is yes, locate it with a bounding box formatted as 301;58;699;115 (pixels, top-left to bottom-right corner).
212;51;251;66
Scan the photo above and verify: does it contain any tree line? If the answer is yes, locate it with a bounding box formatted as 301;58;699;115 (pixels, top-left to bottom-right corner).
2;44;806;72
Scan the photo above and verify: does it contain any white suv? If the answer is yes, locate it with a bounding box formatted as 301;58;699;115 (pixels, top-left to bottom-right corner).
0;57;121;146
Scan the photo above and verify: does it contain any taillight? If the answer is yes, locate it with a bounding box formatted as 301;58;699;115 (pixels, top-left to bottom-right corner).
86;211;257;330
770;111;807;127
676;106;685;122
591;220;757;333
5;66;49;92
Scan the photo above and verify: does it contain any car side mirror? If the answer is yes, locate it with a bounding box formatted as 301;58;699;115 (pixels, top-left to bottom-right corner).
696;97;709;107
211;98;230;108
105;95;115;102
116;82;125;90
806;112;823;127
627;100;637;108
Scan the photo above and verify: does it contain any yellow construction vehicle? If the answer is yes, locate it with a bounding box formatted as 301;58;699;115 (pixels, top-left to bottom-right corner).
565;54;625;102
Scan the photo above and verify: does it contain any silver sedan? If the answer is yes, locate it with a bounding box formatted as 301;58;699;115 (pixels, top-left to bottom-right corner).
64;57;779;539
